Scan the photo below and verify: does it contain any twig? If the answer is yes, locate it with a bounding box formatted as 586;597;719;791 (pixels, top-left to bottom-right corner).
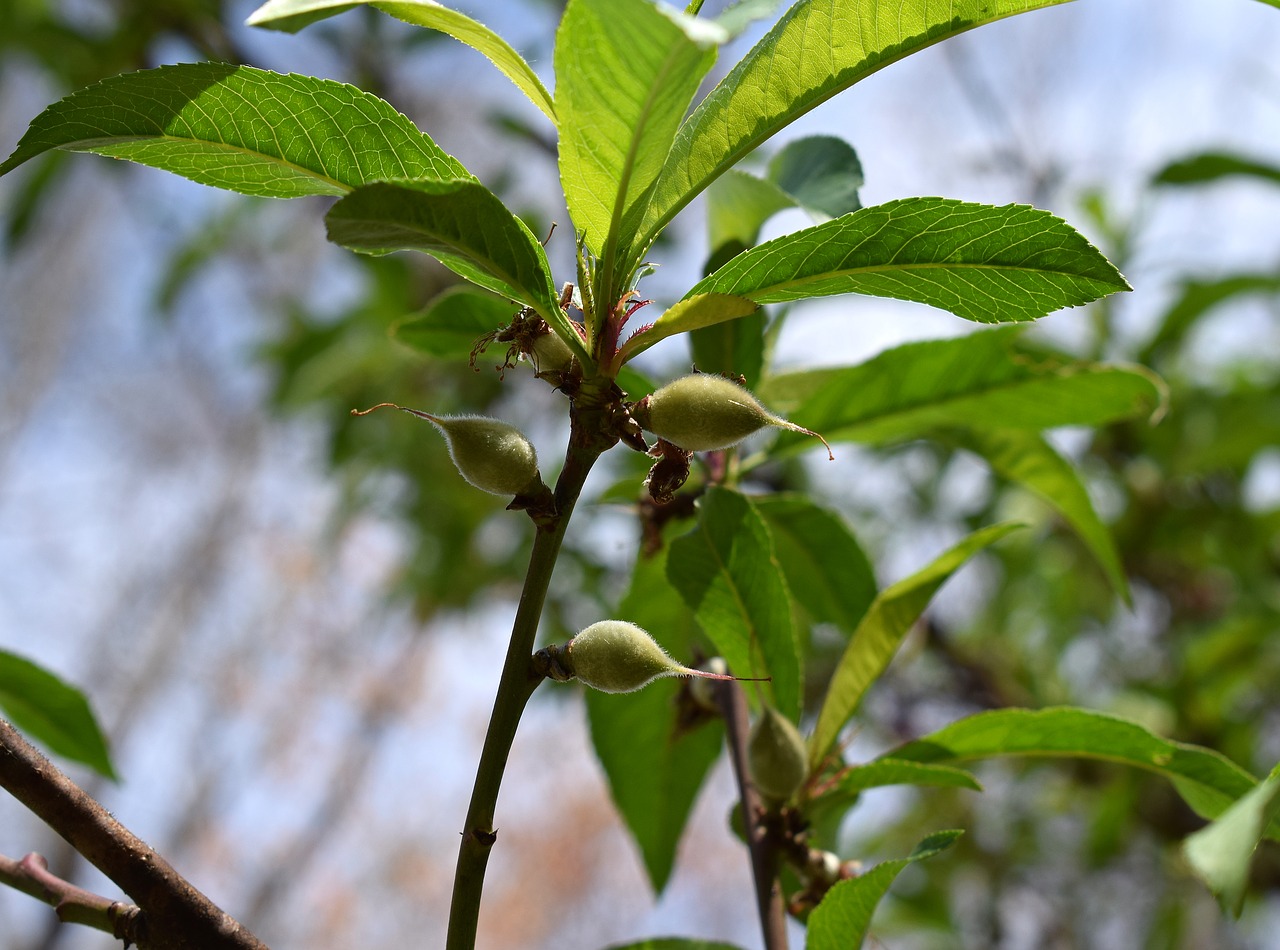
0;852;144;942
714;679;788;950
445;400;609;950
0;718;267;950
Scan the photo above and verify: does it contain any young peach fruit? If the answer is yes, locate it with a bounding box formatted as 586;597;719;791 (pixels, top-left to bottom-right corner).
352;403;542;496
748;705;808;803
632;374;832;459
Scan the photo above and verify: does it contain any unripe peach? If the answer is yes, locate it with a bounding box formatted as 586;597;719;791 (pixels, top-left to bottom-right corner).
748;705;808;803
632;374;832;459
564;621;753;694
352;403;542;496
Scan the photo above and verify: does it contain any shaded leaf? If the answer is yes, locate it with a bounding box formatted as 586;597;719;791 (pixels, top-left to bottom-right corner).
325;178;588;363
586;537;723;893
707;170;795;252
955;429;1129;602
809;523;1021;768
1153;151;1280;188
638;0;1073;256
557;0;722;286
1138;273;1280;367
246;0;556;121
0;64;469;196
752;494;875;633
767;134;863;218
834;758;983;795
667;487;801;718
806;830;963;950
687;198;1129;323
761;329;1165;447
391;285;514;359
889;707;1278;835
0;650;116;779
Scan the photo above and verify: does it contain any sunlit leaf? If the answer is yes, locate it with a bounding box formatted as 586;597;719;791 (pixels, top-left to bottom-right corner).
245;0;556;121
637;0;1074;258
618;293;757;363
806;830;963;950
0;64;470;196
557;0;722;288
809;523;1021;768
889;707;1279;836
0;650;116;780
761;329;1165;446
688;198;1128;323
667;487;801;718
1184;763;1280;916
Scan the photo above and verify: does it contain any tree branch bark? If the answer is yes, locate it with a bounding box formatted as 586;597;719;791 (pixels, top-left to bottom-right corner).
0;718;267;950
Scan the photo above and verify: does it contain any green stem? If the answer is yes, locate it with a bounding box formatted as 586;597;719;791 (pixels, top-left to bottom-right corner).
445;427;604;950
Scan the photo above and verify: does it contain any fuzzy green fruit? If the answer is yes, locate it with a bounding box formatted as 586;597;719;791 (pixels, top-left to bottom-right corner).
632;374;832;458
565;621;742;694
352;403;541;495
748;705;808;803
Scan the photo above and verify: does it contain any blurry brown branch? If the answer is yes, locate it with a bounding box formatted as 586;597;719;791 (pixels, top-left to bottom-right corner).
714;679;788;950
0;852;143;943
0;719;267;950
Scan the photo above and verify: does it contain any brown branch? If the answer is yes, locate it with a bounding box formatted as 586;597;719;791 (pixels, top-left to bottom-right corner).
0;852;144;942
0;718;267;950
713;680;788;950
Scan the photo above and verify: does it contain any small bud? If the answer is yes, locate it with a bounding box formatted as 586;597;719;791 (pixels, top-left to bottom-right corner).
562;621;762;694
529;328;574;375
352;403;541;496
632;374;832;459
748;706;808;804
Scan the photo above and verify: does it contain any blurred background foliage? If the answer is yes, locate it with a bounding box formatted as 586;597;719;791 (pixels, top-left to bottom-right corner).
2;2;1280;949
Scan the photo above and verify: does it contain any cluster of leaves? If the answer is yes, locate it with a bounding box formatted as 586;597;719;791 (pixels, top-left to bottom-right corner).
2;1;1278;948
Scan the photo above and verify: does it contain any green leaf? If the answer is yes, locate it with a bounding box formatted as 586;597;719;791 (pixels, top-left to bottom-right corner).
638;0;1074;254
707;171;796;252
586;539;723;893
761;329;1166;448
0;650;116;779
955;429;1129;603
325;178;589;364
806;830;963;950
390;285;514;359
767;134;863;218
0;64;470;197
751;494;876;633
688;198;1128;323
245;0;556;122
1184;763;1280;916
808;522;1021;768
889;707;1276;833
667;486;801;718
556;0;723;291
618;293;758;363
1153;151;1280;188
834;758;982;795
1138;273;1280;367
704;136;862;253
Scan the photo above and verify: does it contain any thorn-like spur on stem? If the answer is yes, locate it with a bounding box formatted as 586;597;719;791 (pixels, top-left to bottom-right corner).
0;852;144;943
